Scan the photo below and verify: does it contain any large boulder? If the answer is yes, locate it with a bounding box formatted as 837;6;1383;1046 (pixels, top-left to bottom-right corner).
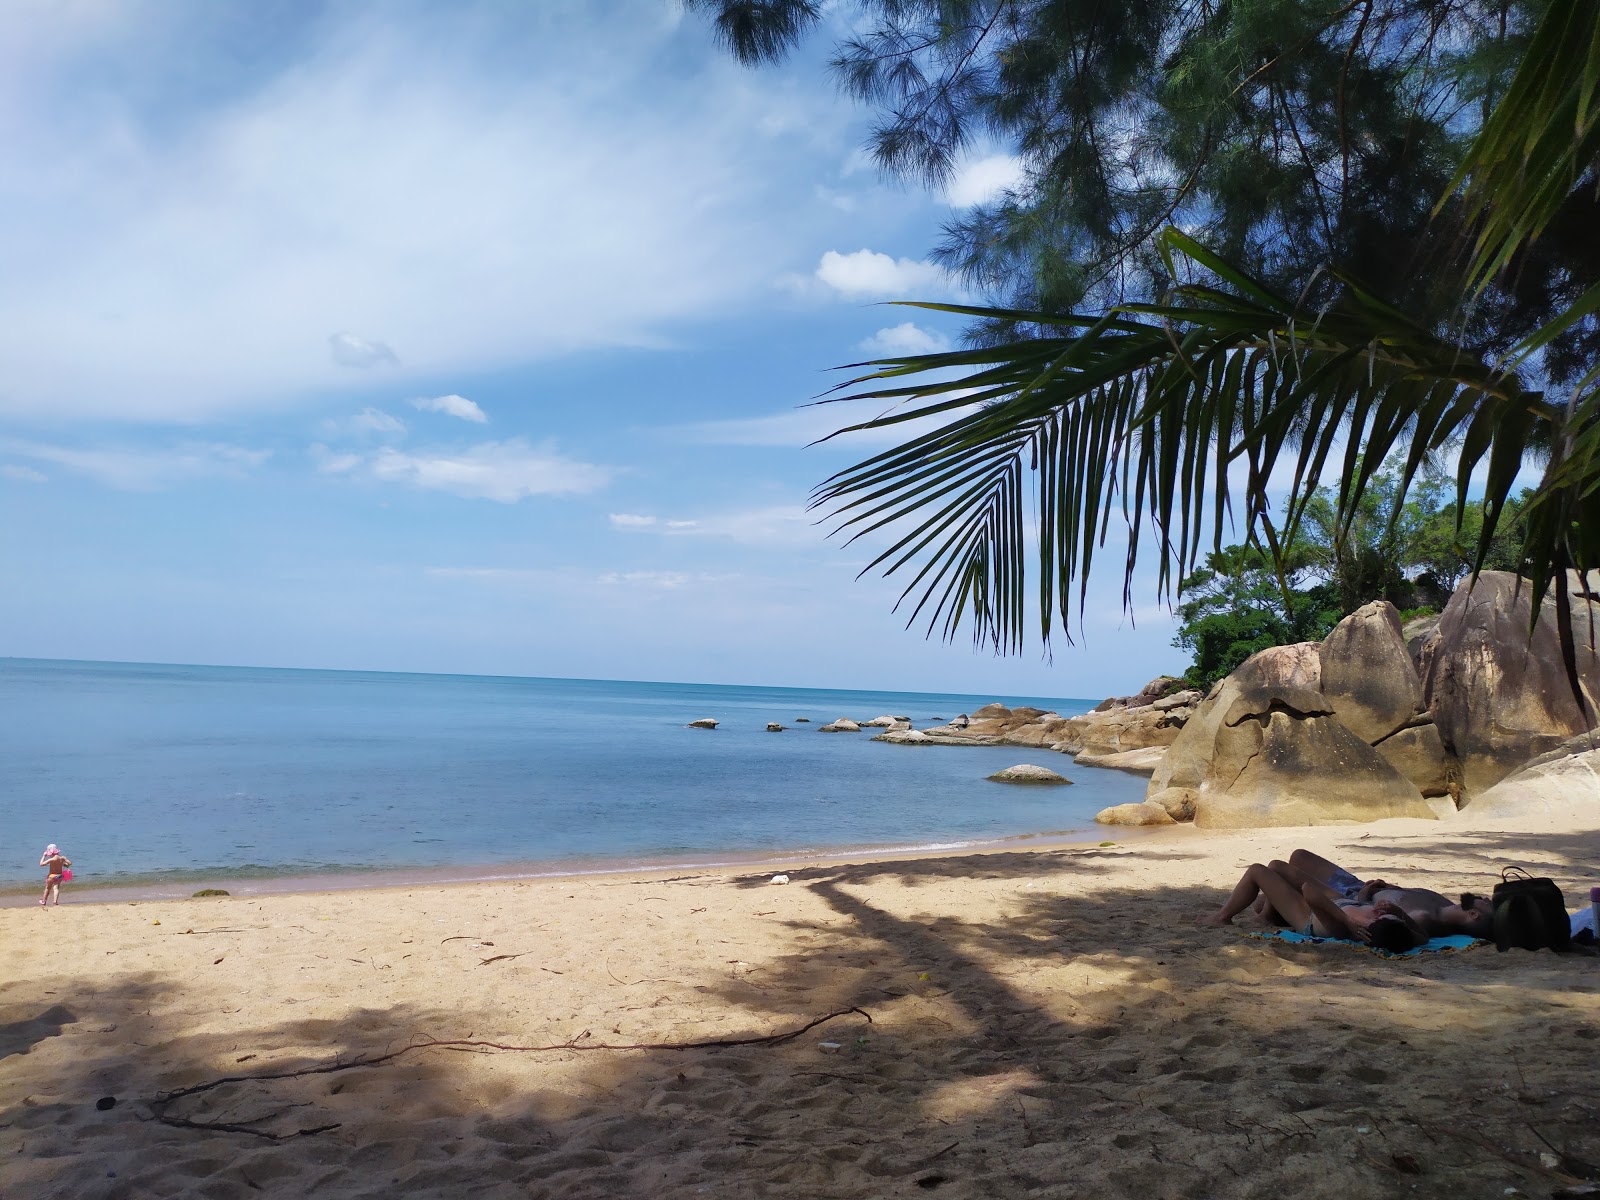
1419;570;1600;795
1192;710;1435;828
1319;601;1425;743
1095;800;1176;826
1147;642;1325;795
819;718;861;733
1371;721;1459;800
1459;731;1600;818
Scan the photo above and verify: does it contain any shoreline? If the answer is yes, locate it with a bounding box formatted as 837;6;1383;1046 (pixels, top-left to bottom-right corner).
6;807;1598;1198
0;822;1165;908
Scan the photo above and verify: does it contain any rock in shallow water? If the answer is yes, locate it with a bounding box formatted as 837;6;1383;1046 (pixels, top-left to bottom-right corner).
687;718;718;729
819;718;861;733
986;763;1072;785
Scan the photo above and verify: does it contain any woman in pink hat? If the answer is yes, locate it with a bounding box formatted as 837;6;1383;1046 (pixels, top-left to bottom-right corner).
39;844;71;907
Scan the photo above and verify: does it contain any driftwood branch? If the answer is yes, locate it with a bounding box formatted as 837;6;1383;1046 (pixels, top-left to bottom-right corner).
150;1006;873;1139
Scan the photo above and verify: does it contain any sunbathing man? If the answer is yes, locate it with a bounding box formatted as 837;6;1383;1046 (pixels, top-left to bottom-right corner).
1271;849;1493;938
1196;859;1426;952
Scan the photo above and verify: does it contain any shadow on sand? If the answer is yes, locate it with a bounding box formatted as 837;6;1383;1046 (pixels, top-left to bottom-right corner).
3;842;1598;1200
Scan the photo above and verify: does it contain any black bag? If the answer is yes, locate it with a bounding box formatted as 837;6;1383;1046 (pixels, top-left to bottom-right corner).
1492;867;1571;953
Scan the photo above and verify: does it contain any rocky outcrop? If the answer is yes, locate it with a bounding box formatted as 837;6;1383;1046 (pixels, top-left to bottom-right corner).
687;718;718;729
1459;731;1600;817
1371;721;1459;801
766;722;785;732
872;728;998;746
1320;600;1425;743
861;715;912;728
1073;746;1167;774
1095;800;1176;826
1419;570;1600;796
1093;675;1185;712
987;763;1072;784
1145;635;1436;828
1193;709;1434;828
819;718;861;733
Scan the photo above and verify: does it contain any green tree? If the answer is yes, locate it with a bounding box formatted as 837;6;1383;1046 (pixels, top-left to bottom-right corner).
1172;544;1339;688
690;1;1597;368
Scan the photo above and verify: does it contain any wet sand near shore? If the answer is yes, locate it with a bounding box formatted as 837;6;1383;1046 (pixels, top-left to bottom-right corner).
3;813;1598;1199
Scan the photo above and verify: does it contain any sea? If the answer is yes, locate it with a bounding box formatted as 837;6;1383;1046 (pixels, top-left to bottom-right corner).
0;658;1148;900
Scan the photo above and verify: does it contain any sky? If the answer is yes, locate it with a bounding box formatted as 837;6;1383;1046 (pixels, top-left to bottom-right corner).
0;0;1186;699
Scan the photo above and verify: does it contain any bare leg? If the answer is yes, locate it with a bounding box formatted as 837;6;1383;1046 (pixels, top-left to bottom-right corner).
1198;864;1315;929
1287;849;1349;887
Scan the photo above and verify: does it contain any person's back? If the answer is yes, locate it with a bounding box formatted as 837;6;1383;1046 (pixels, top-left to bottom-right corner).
1370;885;1490;936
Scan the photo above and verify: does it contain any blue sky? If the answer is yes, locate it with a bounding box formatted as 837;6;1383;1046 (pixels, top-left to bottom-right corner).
0;0;1184;698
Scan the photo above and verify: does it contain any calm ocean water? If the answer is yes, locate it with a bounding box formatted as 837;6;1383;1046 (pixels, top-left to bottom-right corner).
0;658;1146;894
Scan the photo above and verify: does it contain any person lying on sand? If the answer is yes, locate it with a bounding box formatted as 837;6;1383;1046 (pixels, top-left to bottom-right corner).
1268;849;1493;938
1196;859;1426;952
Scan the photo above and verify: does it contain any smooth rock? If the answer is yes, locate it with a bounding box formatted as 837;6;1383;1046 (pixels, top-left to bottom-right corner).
1147;641;1326;796
1419;570;1600;793
1055;705;1184;756
1372;721;1459;799
873;729;996;746
1192;710;1434;828
1095;800;1176;826
1320;601;1425;743
1074;746;1167;775
861;715;901;727
986;763;1072;784
819;718;861;733
1147;787;1198;822
766;722;785;732
1153;689;1203;711
795;717;811;722
687;718;719;729
971;703;1011;720
1459;731;1600;817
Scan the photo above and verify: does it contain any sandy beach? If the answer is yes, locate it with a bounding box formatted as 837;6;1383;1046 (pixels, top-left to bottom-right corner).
4;813;1599;1200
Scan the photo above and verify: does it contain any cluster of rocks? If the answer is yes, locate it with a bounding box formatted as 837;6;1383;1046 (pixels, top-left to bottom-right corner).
687;571;1598;830
1099;569;1600;828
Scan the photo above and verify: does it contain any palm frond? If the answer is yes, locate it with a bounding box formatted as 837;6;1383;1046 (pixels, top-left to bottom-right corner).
811;229;1587;652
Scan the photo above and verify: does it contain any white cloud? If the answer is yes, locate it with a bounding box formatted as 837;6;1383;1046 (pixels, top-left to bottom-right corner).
815;249;951;298
322;407;406;438
946;154;1024;207
412;394;487;424
0;439;268;490
0;7;859;422
664;396;983;449
310;445;363;474
608;503;819;547
329;332;399;369
1;464;48;483
362;439;612;502
859;322;950;356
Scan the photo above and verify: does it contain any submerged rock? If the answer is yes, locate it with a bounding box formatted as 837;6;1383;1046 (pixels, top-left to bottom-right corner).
766;722;785;732
986;763;1072;784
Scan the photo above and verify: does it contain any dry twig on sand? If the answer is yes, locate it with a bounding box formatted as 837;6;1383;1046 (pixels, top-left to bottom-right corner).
149;1006;873;1140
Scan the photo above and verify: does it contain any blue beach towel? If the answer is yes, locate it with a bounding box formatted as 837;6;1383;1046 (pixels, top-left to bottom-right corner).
1240;929;1483;958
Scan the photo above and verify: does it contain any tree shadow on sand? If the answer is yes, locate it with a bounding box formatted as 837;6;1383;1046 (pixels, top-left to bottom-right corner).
4;844;1599;1200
